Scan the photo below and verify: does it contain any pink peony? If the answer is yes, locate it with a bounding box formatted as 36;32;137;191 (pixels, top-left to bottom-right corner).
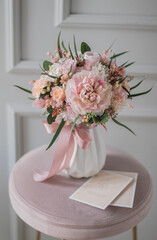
84;52;101;70
66;70;112;115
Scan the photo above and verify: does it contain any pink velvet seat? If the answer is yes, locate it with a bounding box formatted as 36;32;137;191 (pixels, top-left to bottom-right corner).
9;145;153;240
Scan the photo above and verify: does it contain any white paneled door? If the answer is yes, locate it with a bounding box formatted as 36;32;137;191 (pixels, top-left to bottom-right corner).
0;0;157;240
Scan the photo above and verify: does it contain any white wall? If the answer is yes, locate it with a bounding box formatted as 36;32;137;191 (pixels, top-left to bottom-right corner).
0;0;157;239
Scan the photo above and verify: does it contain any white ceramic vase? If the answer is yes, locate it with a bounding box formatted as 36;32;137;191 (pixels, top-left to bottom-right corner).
64;127;107;178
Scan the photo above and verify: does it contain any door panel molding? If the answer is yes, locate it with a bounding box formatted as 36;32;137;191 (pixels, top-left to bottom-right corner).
5;0;157;77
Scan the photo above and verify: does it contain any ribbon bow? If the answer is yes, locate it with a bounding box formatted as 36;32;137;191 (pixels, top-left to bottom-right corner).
33;121;92;182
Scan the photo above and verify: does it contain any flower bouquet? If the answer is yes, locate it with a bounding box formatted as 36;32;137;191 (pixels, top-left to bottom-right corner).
15;32;151;181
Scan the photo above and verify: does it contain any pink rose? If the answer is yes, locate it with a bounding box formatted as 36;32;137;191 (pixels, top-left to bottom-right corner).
50;86;65;102
32;75;51;99
66;70;112;116
60;59;77;74
84;52;101;70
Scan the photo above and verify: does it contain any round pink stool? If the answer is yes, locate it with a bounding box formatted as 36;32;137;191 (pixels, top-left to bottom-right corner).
9;145;153;240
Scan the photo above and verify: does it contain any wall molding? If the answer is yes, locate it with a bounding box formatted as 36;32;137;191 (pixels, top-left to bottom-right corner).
5;0;157;78
10;61;157;79
7;105;19;240
5;0;41;73
7;104;41;240
12;61;42;74
55;0;157;30
5;0;20;72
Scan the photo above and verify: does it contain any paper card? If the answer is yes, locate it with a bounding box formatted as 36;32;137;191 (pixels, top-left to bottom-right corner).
69;170;133;210
110;171;138;208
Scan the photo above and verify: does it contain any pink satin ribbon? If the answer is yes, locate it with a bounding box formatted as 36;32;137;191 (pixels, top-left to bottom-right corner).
33;121;92;182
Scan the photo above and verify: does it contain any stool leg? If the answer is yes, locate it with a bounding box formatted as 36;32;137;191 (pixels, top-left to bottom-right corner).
36;231;41;240
132;226;137;240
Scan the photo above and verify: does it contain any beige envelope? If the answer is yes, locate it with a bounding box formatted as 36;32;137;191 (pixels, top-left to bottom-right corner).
69;170;133;210
110;171;138;208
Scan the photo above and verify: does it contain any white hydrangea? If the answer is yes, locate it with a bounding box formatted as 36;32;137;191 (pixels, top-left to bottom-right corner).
49;63;62;77
92;62;108;80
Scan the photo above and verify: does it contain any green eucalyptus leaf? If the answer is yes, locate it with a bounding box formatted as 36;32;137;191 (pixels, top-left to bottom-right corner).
47;114;53;124
81;42;91;54
100;112;109;123
110;51;128;60
119;77;127;84
85;122;92;126
62;41;68;53
119;61;128;68
39;65;57;79
73;35;78;57
47;74;57;79
14;85;32;94
43;60;52;71
130;80;144;90
93;116;100;123
128;88;152;98
27;97;35;100
62;101;66;111
68;44;74;59
68;65;72;75
47;106;53;114
125;62;135;68
108;59;112;69
46;119;65;150
56;77;60;86
107;42;115;52
57;31;62;58
122;86;130;94
70;116;79;133
112;117;136;135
